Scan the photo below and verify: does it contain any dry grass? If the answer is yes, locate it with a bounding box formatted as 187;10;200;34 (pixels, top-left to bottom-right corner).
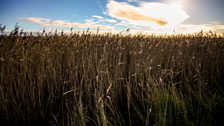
0;26;224;126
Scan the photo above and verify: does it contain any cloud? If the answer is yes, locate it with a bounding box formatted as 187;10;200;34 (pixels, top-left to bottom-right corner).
20;17;224;34
112;19;224;34
20;17;47;24
105;19;117;23
172;23;224;34
20;17;112;30
127;0;139;2
107;0;189;27
92;15;117;23
215;29;224;33
92;15;104;19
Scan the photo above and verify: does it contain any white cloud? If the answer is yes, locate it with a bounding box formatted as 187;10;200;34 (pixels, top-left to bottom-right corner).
127;0;139;3
106;1;224;34
92;15;117;23
20;17;112;30
102;11;107;15
20;17;50;24
113;19;224;34
20;17;224;34
107;0;189;27
92;15;104;19
177;23;224;34
105;19;117;23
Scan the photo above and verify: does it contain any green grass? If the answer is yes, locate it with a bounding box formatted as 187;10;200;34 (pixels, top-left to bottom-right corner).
0;27;224;126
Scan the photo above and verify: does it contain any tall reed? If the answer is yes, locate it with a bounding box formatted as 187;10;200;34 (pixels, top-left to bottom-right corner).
0;27;224;126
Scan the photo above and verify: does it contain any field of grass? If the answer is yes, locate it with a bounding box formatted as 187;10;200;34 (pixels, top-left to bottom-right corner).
0;27;224;126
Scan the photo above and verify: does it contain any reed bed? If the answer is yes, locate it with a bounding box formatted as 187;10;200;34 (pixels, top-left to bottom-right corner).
0;26;224;126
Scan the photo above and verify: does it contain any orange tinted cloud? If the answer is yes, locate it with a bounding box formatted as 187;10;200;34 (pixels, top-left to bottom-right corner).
20;17;112;30
20;17;46;24
107;0;189;27
114;9;167;26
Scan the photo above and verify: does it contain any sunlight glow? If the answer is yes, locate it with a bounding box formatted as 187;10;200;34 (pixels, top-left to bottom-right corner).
140;1;189;27
107;0;190;30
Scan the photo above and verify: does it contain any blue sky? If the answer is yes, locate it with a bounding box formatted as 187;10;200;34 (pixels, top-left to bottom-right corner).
1;0;224;34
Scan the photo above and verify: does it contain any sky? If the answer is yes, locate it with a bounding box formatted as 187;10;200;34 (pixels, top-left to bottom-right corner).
0;0;224;34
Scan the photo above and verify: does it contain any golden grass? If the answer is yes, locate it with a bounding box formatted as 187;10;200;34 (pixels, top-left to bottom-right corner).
0;26;224;126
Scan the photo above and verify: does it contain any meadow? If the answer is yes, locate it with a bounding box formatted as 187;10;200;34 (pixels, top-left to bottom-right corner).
0;26;224;126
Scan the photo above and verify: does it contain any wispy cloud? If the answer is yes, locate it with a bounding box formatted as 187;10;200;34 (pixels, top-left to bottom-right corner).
107;0;189;27
92;15;117;23
92;15;104;20
177;23;224;34
127;0;139;2
20;17;224;34
20;17;47;24
113;21;224;34
20;17;112;30
107;1;224;34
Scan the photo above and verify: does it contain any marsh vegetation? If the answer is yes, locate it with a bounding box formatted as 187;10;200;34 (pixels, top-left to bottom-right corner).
0;26;224;126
